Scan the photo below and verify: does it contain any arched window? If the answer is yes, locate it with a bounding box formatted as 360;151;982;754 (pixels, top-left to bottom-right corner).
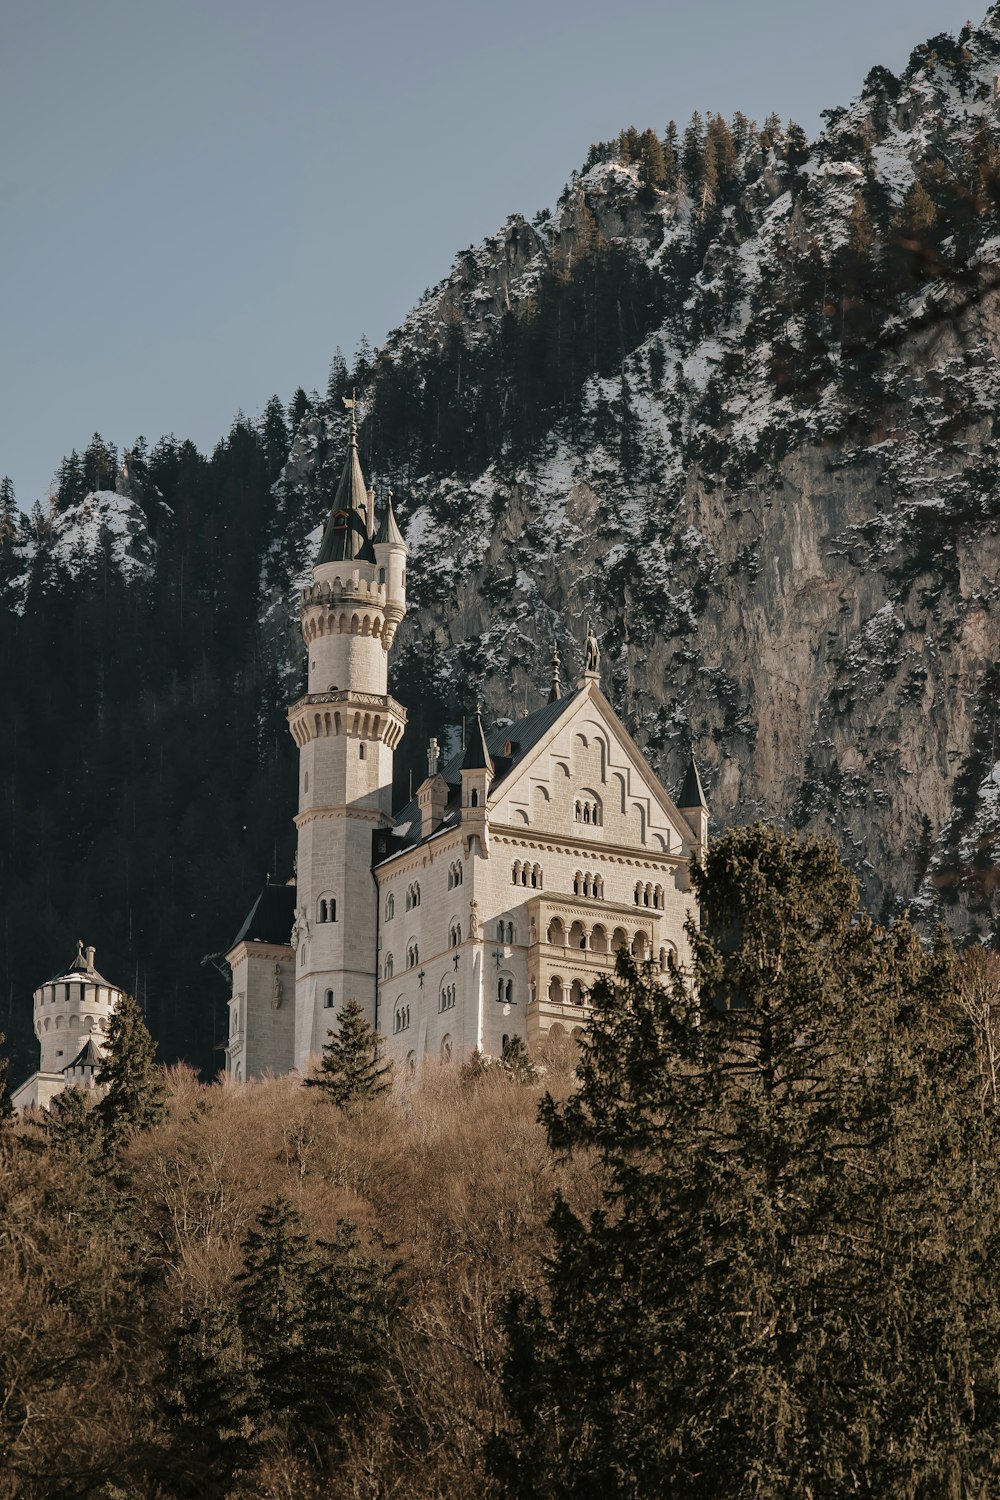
379;567;386;585
471;788;480;807
359;742;366;760
384;953;394;980
497;975;514;1005
232;1007;238;1034
405;882;421;911
512;861;521;885
324;989;335;1009
393;1002;410;1034
317;896;336;923
303;771;309;792
573;871;581;896
505;920;514;944
575;794;602;826
453;861;463;886
449;922;462;949
439;983;456;1013
407;942;419;968
385;893;395;921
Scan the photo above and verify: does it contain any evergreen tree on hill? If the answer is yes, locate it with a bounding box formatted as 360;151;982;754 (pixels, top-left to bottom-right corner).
305;997;393;1108
96;993;166;1143
159;1304;254;1498
0;1030;12;1124
235;1197;397;1452
491;825;1000;1498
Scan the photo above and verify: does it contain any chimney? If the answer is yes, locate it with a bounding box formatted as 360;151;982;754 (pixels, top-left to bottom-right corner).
366;485;376;534
418;772;449;840
427;737;440;777
85;945;96;972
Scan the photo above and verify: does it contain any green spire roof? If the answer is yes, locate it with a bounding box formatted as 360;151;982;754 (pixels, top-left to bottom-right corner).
374;490;405;547
317;408;377;565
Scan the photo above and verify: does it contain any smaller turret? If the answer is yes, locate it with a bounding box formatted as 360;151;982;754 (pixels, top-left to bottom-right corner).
460;707;493;857
678;753;709;856
373;489;407;631
11;942;125;1112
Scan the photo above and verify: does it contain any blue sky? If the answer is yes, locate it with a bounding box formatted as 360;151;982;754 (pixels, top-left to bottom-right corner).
1;0;977;507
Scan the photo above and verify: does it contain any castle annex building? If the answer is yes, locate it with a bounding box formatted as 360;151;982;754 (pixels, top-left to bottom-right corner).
225;417;708;1079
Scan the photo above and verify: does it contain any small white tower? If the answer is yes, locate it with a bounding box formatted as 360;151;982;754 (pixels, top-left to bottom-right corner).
10;942;125;1112
287;405;408;1068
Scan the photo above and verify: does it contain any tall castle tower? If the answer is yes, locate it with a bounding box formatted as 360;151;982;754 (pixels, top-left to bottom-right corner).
287;406;408;1068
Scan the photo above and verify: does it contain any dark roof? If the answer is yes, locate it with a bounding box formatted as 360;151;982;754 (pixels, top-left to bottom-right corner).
229;882;296;951
374;493;405;546
316;424;377;566
678;754;708;810
385;690;583;855
64;1037;103;1073
461;711;493;772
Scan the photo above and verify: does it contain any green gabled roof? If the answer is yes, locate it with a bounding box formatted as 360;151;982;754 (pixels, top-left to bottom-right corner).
317;417;377;565
374;492;405;547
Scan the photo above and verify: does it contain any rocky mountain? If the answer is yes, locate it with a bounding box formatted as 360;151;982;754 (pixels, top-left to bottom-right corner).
274;5;1000;938
4;5;1000;1074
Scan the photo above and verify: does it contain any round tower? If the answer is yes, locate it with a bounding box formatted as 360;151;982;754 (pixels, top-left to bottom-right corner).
287;406;408;1068
10;941;125;1111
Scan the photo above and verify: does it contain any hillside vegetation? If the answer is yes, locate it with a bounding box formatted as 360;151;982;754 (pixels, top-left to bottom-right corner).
3;826;1000;1498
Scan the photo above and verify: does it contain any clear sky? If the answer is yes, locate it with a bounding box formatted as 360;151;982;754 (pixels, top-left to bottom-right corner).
1;0;977;508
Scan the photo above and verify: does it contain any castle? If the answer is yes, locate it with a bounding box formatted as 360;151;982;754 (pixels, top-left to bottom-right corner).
9;418;708;1103
224;414;708;1080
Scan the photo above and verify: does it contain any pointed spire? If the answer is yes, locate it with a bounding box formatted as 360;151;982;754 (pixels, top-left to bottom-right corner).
678;752;708;810
462;704;493;772
374;486;405;546
317;393;377;565
548;639;562;703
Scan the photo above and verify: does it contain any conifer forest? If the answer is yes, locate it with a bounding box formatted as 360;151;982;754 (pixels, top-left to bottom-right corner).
7;2;1000;1494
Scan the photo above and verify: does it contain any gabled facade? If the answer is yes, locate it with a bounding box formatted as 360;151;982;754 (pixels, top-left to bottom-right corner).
226;425;706;1080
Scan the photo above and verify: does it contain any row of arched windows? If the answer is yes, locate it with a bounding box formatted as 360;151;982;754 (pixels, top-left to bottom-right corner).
439;983;456;1012
496;920;515;944
447;861;463;889
406;941;419;969
497;976;514;1005
449;922;462;949
574;796;602;825
634;882;665;910
512;861;543;888
317;896;337;923
393;1002;410;1033
573;871;604;899
405;883;421;911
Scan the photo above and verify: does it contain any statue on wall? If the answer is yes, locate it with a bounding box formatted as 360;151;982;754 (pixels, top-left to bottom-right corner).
271;963;283;1010
469;897;480;940
584;621;600;675
291;907;311;950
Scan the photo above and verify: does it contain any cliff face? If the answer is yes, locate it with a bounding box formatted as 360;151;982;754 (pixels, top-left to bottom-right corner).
272;6;1000;937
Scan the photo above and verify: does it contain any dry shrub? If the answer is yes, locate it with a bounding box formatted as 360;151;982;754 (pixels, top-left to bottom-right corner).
2;1057;591;1498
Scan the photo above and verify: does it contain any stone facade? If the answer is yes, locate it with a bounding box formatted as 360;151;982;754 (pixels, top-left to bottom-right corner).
228;429;705;1080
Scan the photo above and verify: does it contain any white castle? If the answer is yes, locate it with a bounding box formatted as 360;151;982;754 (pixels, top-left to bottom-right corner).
225;414;708;1079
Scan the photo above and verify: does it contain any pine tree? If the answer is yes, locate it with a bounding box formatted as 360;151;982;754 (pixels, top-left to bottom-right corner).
500;1035;536;1084
95;993;166;1142
327;348;349;406
661;120;680;191
0;476;16;545
288;387;311;430
159;1304;254;1497
47;1085;101;1155
259;395;289;482
305;997;393;1108
491;825;1000;1498
681;111;705;198
0;1030;12;1124
236;1198;396;1450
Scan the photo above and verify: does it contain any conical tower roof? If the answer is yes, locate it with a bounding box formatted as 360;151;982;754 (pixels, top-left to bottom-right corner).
462;707;494;773
678;753;708;810
374;490;406;547
317;406;377;565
